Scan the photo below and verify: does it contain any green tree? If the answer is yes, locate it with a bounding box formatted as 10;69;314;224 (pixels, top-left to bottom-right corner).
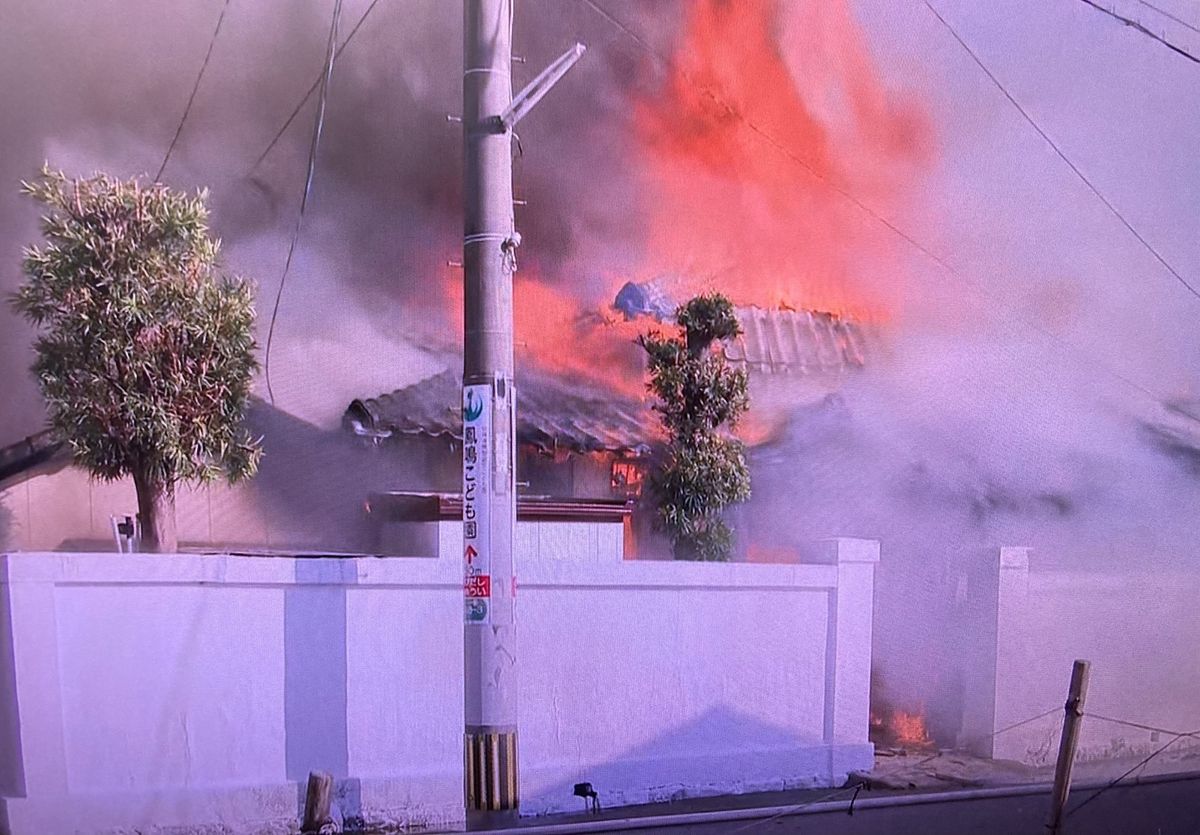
640;293;750;561
11;166;261;552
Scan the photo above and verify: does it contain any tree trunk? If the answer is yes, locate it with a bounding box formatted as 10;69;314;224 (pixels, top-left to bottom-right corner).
133;470;177;553
673;536;700;561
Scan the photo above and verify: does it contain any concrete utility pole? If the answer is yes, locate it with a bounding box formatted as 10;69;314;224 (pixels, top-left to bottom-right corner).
460;1;583;825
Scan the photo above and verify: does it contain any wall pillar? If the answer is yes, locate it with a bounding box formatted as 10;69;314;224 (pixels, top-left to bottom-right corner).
959;547;1030;758
990;547;1031;761
818;538;878;781
0;559;68;797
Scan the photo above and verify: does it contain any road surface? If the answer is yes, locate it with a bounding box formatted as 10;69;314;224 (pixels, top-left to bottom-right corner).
497;773;1200;835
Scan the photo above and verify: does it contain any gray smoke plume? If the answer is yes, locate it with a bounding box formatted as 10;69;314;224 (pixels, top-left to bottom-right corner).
0;0;681;436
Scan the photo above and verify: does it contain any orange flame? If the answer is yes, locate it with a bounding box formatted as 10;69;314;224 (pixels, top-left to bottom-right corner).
633;0;930;318
442;271;649;400
890;709;932;747
871;705;934;749
512;275;648;400
439;3;931;407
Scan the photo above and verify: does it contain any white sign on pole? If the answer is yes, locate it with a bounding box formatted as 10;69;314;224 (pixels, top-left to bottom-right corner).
463;384;492;624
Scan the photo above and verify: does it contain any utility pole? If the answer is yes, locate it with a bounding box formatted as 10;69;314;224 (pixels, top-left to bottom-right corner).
460;1;584;825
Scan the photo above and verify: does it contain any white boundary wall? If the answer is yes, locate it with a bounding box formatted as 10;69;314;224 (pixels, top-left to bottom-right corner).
0;533;876;834
960;548;1200;766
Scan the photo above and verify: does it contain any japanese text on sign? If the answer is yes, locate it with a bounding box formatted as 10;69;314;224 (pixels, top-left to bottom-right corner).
463;384;491;623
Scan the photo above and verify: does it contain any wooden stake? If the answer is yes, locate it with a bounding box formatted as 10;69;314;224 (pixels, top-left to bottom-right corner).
1046;659;1090;835
302;770;333;835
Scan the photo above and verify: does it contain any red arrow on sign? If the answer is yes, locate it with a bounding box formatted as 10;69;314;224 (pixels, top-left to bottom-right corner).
465;545;478;565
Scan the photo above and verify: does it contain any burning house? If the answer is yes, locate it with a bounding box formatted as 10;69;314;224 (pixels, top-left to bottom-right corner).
344;367;652;500
341;284;872;557
0;293;872;558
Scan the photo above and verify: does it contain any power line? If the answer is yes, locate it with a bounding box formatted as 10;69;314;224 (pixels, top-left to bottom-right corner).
905;706;1063;774
573;0;1167;406
247;0;383;176
577;0;658;55
1078;0;1200;64
156;0;233;181
1065;728;1199;819
263;0;344;405
1087;712;1200;739
1137;0;1200;36
924;1;1200;306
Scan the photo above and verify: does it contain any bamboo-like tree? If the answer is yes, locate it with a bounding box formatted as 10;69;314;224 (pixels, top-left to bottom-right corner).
640;293;750;561
11;166;262;552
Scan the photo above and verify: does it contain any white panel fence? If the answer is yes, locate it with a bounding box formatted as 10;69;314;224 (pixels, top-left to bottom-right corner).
0;530;877;834
959;548;1200;767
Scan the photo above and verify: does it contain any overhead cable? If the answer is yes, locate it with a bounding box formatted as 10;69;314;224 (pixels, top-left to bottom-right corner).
925;0;1200;305
1137;0;1200;36
1079;0;1200;64
263;0;344;405
248;0;383;175
157;0;233;181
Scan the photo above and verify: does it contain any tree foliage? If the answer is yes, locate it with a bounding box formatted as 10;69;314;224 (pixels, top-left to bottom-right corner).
641;293;750;561
11;166;261;551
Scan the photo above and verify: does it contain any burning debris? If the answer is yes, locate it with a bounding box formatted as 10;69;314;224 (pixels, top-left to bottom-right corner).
871;706;936;752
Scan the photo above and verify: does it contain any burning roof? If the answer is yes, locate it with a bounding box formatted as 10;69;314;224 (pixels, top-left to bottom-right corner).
613;280;871;376
345;297;870;455
344;368;653;455
726;307;867;375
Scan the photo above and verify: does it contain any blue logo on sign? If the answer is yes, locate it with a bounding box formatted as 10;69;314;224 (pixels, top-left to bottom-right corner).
464;389;484;422
465;598;488;622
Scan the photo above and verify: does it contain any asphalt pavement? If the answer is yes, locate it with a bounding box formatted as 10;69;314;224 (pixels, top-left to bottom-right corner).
486;772;1200;835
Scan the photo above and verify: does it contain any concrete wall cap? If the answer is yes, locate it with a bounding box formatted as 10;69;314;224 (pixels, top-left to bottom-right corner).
0;551;842;591
818;537;881;565
998;547;1031;569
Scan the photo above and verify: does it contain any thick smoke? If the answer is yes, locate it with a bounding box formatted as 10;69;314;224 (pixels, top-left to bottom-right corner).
0;0;680;434
0;0;927;430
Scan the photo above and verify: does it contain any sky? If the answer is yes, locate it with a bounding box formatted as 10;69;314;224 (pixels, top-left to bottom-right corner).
0;0;1197;447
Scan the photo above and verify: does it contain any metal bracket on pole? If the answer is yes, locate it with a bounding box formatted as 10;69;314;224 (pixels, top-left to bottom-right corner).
499;42;586;131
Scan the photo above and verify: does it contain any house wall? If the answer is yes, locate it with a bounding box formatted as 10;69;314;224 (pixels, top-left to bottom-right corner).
0;466;254;553
0;444;444;556
0;438;619;556
567;452;616;499
960;548;1200;766
513;448;621;501
0;537;877;834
